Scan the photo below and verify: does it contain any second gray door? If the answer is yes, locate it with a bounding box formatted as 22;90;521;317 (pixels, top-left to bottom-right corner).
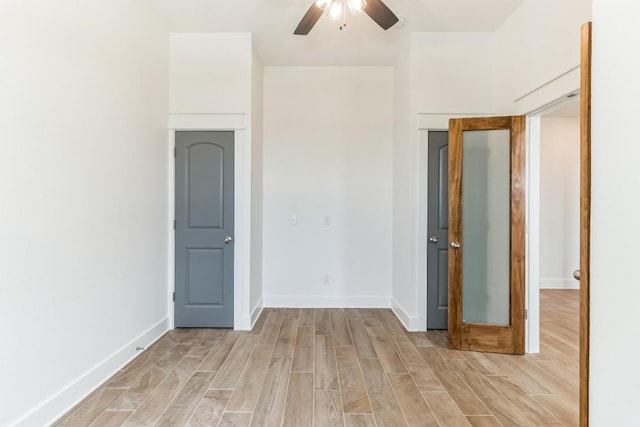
175;131;234;328
427;131;449;330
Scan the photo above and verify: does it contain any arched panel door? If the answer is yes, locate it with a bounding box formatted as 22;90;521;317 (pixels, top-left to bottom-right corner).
175;131;234;328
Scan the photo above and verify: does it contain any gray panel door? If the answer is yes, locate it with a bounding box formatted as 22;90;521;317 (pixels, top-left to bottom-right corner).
175;131;234;327
427;131;449;330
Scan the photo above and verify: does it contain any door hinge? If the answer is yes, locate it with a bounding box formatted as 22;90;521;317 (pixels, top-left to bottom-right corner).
173;219;176;230
173;147;176;158
172;292;175;302
525;309;528;320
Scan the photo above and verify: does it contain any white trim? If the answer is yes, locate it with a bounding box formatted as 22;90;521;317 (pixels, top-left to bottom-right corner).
391;299;422;331
526;115;541;354
263;296;390;308
540;279;580;290
168;114;253;331
169;113;245;130
15;318;170;427
250;297;264;328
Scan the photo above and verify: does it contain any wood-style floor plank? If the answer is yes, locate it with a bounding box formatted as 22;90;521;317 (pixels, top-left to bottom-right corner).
344;414;377;427
226;344;273;412
466;415;503;427
122;356;202;427
298;309;315;327
186;389;232;427
273;318;298;358
315;309;332;336
291;326;314;372
155;371;214;427
359;358;406;427
250;357;292;427
198;331;241;372
282;373;313;427
330;309;353;346
257;310;285;345
448;359;531;426
420;392;471;427
219;412;252;427
58;388;125;427
314;335;339;390
334;346;372;414
419;348;490;416
109;344;194;410
366;325;407;374
347;318;377;359
486;375;562;426
209;334;257;390
314;390;343;427
87;410;133;427
390;333;443;392
388;373;439;426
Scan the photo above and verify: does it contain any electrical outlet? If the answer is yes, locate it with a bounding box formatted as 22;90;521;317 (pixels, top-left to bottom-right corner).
322;275;330;286
323;215;330;226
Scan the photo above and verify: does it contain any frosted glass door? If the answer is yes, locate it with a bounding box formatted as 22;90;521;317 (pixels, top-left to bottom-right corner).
448;116;526;355
462;130;511;325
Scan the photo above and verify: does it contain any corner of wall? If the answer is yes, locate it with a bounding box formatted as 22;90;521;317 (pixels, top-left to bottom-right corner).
18;318;170;427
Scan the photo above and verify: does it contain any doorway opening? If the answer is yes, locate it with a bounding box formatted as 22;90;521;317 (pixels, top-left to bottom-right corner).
536;95;581;423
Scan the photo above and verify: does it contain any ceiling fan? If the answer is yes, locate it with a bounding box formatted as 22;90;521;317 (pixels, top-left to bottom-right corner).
294;0;399;35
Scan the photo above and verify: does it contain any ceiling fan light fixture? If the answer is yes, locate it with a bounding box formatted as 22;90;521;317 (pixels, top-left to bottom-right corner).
347;0;367;13
328;1;344;20
315;0;332;10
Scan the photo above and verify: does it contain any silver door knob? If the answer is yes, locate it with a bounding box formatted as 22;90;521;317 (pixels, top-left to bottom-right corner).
573;270;580;280
450;241;461;249
429;236;438;244
224;236;233;244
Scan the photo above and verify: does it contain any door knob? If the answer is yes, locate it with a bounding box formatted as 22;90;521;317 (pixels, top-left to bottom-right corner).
573;270;580;280
429;236;438;244
224;236;233;244
450;241;461;249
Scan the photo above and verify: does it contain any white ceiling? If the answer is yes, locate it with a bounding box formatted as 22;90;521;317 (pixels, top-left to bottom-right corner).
150;0;524;65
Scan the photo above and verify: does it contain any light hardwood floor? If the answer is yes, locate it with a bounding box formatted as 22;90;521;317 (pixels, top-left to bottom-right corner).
55;290;578;426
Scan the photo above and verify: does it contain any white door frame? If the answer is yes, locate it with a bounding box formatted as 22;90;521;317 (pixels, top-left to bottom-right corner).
168;113;253;331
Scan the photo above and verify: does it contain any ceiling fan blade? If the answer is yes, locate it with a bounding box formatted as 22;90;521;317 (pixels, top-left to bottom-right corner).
363;0;399;30
294;3;324;35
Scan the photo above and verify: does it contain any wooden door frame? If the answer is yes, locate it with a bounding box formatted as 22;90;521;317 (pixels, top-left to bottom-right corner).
579;21;592;427
447;116;526;355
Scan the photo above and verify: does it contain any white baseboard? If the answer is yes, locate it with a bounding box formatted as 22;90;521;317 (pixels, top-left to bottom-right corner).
540;279;580;290
250;297;264;330
391;299;424;332
13;317;170;427
263;295;390;308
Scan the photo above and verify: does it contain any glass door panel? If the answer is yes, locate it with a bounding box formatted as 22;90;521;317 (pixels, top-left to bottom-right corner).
462;129;511;325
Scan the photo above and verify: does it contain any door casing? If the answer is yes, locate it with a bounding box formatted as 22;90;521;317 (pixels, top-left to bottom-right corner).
168;114;256;331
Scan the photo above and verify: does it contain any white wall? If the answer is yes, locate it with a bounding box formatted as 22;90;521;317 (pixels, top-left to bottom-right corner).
392;32;495;330
0;1;169;425
493;0;592;114
392;39;415;326
262;67;393;307
250;48;264;319
168;32;260;329
169;33;251;114
539;117;580;289
590;1;640;423
411;32;495;114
